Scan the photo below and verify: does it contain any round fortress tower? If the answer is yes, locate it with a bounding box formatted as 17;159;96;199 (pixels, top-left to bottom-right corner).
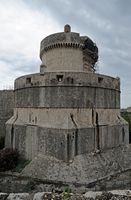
40;24;98;73
6;25;128;161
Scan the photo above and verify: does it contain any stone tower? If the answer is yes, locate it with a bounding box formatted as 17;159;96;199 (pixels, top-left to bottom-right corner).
6;25;128;161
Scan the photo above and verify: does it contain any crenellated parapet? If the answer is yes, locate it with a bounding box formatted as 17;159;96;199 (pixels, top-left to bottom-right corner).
40;38;83;54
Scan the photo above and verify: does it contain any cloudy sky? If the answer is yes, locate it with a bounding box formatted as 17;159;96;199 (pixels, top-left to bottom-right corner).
0;0;131;108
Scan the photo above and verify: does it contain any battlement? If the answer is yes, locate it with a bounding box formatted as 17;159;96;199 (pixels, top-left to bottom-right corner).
14;72;120;91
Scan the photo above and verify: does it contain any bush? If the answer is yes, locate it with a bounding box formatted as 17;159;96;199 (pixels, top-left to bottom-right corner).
61;187;72;199
14;159;30;173
0;148;19;171
0;136;5;149
121;112;131;143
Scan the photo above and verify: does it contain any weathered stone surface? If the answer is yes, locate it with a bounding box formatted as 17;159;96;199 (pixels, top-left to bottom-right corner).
0;90;14;138
5;25;129;186
84;191;102;198
21;145;131;188
14;72;120;90
14;72;120;108
40;30;98;72
6;122;128;161
109;190;131;196
33;192;46;200
33;192;55;200
85;191;131;199
7;193;30;200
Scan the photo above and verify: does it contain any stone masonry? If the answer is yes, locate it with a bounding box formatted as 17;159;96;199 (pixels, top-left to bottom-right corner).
0;90;14;138
5;25;129;163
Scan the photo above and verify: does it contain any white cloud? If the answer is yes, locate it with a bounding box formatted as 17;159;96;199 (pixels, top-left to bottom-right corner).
0;0;60;88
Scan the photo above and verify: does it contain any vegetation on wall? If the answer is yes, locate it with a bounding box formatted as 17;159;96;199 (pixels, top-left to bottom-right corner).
0;136;5;149
14;159;30;173
0;148;19;171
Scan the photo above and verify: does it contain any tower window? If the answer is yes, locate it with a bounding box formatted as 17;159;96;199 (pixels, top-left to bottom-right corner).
56;75;63;82
122;127;125;143
98;77;103;83
26;77;31;84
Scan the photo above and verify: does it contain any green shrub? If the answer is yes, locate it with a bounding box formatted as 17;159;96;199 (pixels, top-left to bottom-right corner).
14;159;30;173
61;187;72;199
121;112;131;143
0;136;5;149
0;148;19;171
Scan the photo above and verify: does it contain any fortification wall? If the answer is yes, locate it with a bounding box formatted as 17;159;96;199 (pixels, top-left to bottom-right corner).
21;145;131;187
5;26;128;164
14;87;120;108
5;72;128;161
15;72;120;90
14;72;120;109
6;105;128;161
0;90;14;138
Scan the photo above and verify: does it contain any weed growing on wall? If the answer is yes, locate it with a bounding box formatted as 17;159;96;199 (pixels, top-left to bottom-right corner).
0;148;19;171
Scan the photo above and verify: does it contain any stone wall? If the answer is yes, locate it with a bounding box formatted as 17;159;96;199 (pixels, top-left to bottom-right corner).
14;72;120;109
6;104;129;161
15;72;120;90
40;30;98;73
1;147;130;195
14;87;120;108
6;72;128;161
5;27;128;164
0;90;14;138
42;48;83;72
21;145;131;187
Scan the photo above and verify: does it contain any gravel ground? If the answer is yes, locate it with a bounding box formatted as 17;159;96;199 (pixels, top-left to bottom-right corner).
0;191;131;200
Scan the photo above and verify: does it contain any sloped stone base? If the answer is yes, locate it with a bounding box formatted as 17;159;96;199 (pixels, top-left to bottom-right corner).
21;145;131;189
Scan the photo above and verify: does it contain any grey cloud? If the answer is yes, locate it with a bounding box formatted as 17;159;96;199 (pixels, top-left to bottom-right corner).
0;52;39;73
1;0;131;107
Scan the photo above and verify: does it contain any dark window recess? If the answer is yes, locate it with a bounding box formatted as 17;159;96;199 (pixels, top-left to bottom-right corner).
11;126;14;147
29;113;31;123
98;77;103;83
26;77;31;84
96;112;100;150
35;117;37;124
122;127;125;142
56;75;63;82
67;77;74;84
